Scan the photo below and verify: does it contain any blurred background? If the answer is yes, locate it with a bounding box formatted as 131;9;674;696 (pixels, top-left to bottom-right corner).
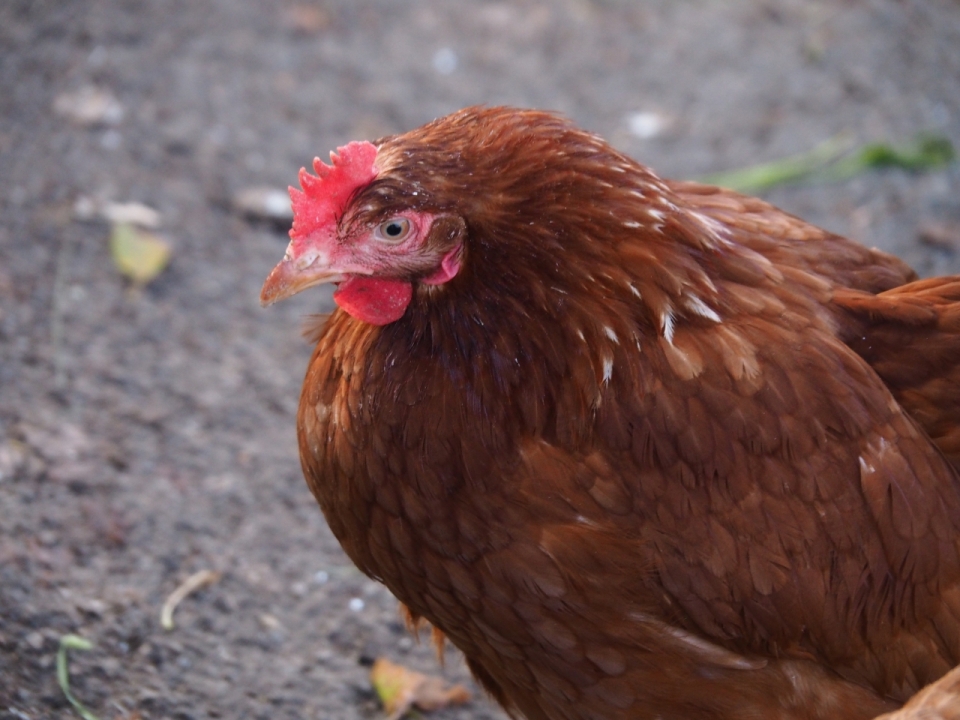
1;1;959;718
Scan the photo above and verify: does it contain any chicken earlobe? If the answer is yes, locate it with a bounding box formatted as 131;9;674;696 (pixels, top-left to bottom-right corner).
332;276;413;325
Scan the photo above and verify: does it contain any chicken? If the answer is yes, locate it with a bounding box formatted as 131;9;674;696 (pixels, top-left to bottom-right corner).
877;665;960;720
260;106;960;720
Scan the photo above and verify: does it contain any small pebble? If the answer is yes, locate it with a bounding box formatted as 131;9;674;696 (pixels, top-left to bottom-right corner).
348;597;364;612
75;597;107;617
73;196;98;220
102;201;161;229
100;129;122;150
233;186;294;224
258;613;282;630
626;111;666;139
53;85;125;126
432;47;458;75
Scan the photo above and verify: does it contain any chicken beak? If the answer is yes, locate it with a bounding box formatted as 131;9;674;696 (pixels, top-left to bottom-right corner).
260;253;344;306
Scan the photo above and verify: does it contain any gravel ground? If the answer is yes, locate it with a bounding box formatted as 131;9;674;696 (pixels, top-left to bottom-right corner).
1;1;959;718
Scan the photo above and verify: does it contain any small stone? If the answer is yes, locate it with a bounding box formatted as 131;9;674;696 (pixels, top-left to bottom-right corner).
0;440;29;482
76;597;107;617
53;85;125;126
625;111;667;140
919;222;960;250
102;201;162;229
100;129;122;150
284;5;331;33
73;195;99;221
258;613;282;630
100;657;122;678
233;186;294;224
432;47;458;75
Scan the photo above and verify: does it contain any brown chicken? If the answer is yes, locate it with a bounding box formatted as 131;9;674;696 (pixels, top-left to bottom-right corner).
877;664;960;720
261;107;960;720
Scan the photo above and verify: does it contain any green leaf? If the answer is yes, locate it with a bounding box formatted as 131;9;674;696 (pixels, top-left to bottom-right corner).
824;134;956;181
109;222;171;285
700;133;955;194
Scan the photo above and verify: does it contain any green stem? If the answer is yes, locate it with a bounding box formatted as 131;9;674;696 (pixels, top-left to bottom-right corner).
57;635;101;720
699;133;955;194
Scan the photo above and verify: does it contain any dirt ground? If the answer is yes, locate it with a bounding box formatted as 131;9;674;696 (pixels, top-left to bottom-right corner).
1;0;959;718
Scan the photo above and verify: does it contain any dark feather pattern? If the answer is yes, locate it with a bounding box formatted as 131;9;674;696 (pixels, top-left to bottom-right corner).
277;107;960;720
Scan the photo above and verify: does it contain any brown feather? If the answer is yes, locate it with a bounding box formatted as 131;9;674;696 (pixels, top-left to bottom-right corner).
836;278;960;471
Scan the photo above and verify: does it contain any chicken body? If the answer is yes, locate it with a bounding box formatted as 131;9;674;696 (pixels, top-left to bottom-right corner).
262;107;960;720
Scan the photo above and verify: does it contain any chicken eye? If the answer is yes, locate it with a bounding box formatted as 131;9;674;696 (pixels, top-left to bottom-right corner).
375;217;412;243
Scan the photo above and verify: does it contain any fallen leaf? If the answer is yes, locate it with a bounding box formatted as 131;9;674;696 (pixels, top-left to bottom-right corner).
109;223;171;285
370;657;471;720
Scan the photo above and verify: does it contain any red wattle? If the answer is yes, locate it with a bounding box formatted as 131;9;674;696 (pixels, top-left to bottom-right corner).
333;276;413;325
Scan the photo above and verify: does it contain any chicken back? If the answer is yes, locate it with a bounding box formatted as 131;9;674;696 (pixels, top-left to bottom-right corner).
261;107;960;720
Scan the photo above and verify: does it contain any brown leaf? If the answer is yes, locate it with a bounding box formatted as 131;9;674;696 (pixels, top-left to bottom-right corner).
370;657;471;720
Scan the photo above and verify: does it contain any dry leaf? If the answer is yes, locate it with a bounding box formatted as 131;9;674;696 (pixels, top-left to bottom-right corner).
370;657;471;720
160;570;221;630
109;223;171;285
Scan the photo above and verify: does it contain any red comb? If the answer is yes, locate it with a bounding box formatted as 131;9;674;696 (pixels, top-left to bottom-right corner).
289;140;379;240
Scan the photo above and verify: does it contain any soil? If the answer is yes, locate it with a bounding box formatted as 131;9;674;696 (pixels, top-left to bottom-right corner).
1;1;959;718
